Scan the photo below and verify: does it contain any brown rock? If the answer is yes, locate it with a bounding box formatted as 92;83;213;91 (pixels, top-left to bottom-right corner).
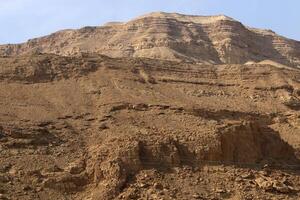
255;177;273;191
1;12;299;68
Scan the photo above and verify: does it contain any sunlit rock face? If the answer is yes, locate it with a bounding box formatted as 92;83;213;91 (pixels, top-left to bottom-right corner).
1;12;300;67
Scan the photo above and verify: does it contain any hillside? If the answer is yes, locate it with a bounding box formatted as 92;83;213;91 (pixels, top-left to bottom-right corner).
0;12;300;200
0;12;300;68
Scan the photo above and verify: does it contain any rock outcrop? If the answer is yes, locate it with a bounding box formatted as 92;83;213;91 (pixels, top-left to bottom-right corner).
1;12;300;67
1;12;300;200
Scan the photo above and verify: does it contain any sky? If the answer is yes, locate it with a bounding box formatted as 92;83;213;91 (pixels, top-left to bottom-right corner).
0;0;299;44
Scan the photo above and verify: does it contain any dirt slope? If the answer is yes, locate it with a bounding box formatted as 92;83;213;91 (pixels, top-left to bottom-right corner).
0;53;300;199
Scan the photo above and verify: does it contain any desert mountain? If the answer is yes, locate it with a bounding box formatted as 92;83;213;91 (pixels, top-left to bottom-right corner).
1;12;300;67
0;12;300;200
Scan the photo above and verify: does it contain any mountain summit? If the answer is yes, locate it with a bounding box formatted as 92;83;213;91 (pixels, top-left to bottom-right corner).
1;12;300;67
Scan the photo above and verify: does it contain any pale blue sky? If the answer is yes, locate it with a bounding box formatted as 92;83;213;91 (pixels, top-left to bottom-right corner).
0;0;299;44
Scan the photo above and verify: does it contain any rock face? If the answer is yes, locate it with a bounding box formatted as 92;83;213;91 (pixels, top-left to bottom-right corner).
1;12;300;67
1;12;300;200
0;53;300;199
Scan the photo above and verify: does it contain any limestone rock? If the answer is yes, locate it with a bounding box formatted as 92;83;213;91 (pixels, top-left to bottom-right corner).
1;12;299;68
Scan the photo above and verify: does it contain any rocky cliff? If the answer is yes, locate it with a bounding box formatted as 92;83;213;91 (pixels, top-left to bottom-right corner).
1;12;300;200
1;12;300;67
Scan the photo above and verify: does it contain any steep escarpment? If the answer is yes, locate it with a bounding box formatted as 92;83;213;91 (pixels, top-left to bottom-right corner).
1;12;300;200
0;12;300;67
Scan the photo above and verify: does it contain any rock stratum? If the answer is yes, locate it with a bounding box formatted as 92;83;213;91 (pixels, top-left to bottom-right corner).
0;12;300;200
1;12;300;68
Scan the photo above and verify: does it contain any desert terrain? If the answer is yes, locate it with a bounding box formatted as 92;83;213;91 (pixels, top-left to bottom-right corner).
0;12;299;200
